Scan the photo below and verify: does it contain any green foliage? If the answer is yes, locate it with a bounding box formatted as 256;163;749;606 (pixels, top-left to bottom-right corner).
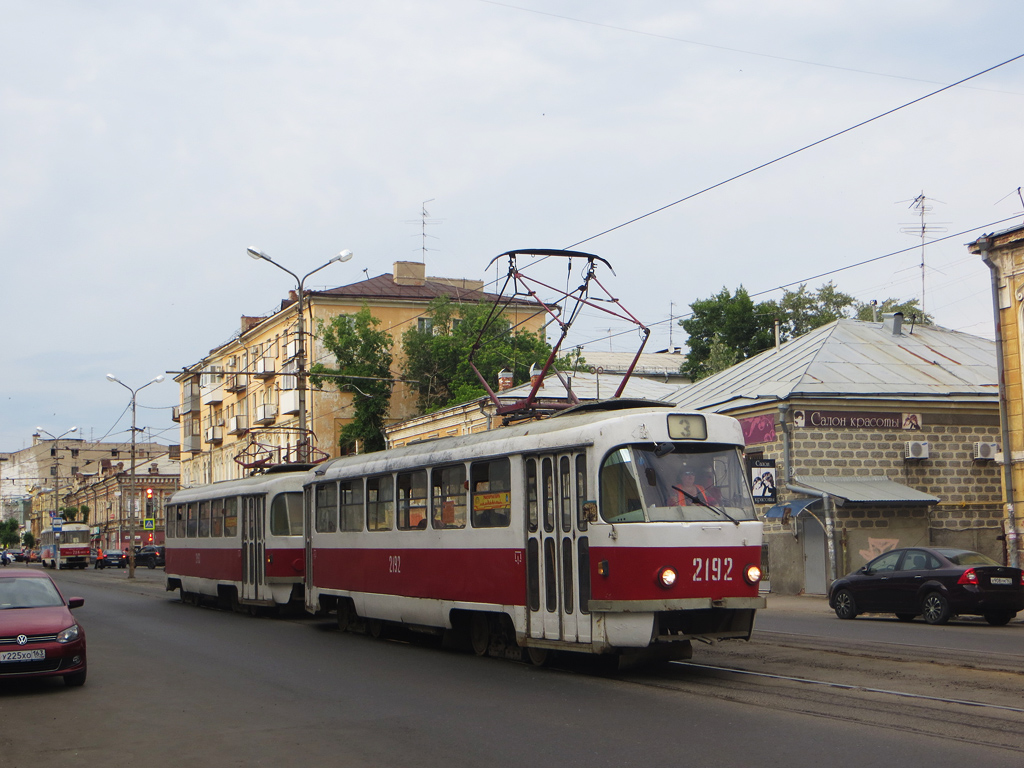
680;287;774;380
854;297;932;325
681;282;929;381
22;531;36;550
0;518;20;549
401;297;555;413
60;506;83;523
311;305;394;453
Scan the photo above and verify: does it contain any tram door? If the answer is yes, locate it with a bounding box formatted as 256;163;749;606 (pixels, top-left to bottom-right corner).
241;495;266;602
526;453;591;644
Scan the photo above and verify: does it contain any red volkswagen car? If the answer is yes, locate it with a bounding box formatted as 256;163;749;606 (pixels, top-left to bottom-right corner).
0;570;87;686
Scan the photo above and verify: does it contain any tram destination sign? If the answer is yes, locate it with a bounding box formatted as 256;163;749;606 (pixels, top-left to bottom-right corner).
791;410;923;431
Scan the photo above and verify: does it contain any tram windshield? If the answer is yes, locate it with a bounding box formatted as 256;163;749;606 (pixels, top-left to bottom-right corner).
599;444;757;524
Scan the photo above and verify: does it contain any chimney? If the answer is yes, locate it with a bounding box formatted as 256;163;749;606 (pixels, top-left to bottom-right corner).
882;312;904;336
241;316;263;334
393;261;426;286
498;369;514;391
530;364;544;389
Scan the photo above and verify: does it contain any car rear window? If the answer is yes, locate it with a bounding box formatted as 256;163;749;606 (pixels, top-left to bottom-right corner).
936;549;1000;567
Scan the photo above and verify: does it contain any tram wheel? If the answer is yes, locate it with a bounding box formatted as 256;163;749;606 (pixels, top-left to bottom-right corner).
525;647;550;667
368;619;384;638
470;614;491;656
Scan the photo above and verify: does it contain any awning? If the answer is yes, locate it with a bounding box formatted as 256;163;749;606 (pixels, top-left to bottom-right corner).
765;497;821;519
791;476;940;505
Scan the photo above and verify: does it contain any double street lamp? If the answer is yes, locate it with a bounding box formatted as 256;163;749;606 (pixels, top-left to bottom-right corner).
247;247;353;461
35;426;78;570
106;373;164;578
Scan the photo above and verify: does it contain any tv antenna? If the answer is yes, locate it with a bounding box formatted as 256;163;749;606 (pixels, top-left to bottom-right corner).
995;187;1024;222
898;192;948;315
404;199;443;262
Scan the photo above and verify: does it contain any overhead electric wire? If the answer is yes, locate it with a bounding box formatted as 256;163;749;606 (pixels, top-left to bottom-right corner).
565;52;1024;249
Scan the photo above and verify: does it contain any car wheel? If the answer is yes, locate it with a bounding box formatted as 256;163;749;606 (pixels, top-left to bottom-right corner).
895;613;916;622
63;668;87;687
833;588;857;620
147;557;156;569
984;611;1015;626
921;592;951;625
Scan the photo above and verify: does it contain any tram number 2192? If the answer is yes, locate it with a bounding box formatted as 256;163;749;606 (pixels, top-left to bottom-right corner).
692;556;733;582
388;555;401;574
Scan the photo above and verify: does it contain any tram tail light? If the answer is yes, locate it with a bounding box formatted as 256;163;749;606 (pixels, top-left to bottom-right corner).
743;564;762;585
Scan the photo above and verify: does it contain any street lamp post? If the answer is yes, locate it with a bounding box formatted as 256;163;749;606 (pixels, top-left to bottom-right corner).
247;247;353;462
106;374;164;578
35;426;78;570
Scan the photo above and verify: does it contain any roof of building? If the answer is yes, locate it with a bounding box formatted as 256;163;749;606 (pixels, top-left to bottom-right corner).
499;371;681;402
664;315;997;413
315;272;532;306
578;350;688;380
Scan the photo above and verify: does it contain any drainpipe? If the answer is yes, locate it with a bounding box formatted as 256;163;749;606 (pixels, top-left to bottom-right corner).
980;237;1020;568
779;403;839;585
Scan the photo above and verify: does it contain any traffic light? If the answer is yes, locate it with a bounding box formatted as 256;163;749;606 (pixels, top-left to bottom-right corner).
145;488;154;515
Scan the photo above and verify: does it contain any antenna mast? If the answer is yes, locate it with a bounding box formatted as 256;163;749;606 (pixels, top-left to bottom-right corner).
898;192;947;315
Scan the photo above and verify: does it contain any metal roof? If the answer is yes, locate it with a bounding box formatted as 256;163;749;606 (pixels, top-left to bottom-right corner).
500;371;680;402
663;318;996;413
792;475;940;504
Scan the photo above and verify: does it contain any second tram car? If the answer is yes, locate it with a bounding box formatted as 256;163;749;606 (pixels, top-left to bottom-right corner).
39;523;91;569
164;466;306;609
305;404;764;662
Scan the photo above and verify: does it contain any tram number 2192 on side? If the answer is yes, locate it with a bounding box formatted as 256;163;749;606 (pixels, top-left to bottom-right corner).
388;555;401;574
692;556;733;582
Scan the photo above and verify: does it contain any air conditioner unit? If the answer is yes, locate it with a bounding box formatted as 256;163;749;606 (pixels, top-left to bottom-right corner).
973;442;999;461
905;441;929;460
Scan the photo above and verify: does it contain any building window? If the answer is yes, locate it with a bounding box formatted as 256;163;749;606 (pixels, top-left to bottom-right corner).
417;318;433;334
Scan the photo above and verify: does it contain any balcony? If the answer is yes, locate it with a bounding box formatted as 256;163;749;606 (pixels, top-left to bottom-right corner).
201;385;223;406
225;373;247;393
180;383;200;415
183;434;202;453
254;403;277;425
254;357;276;378
284;339;300;360
171;405;181;423
227;415;249;435
205;426;224;444
280;389;300;416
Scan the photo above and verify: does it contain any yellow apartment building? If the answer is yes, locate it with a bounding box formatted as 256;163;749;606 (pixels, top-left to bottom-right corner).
972;224;1024;567
175;261;544;486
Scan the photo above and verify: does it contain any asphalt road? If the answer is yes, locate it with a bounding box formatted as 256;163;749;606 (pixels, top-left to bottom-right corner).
2;565;1022;767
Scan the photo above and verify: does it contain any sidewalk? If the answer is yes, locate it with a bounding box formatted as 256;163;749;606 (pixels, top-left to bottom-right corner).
763;592;832;613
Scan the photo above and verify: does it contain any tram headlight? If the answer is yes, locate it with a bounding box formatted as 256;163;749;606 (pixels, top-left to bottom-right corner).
657;566;677;589
743;564;762;585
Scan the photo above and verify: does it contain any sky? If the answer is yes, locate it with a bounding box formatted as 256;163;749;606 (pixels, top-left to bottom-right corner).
2;0;1023;453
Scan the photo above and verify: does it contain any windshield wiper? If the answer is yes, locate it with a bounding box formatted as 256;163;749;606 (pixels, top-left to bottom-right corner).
672;486;740;526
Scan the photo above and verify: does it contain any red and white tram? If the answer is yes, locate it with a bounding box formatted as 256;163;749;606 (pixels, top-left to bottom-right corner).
305;403;765;662
164;466;306;610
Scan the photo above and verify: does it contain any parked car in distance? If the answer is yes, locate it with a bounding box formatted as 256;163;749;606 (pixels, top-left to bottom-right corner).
829;547;1024;625
90;549;127;569
133;545;165;569
0;569;87;686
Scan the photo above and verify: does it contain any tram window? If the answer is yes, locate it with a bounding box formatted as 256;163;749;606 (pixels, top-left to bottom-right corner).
431;465;466;529
199;501;211;537
211;498;224;537
471;458;510;528
559;456;572;533
525;459;538;533
575;454;588;532
599;448;645;523
577;537;591;614
224;497;239;536
176;505;186;538
397;471;428;530
339;480;364;532
544;537;557;612
315;483;338;533
561;537;574;615
270;492;303;536
366;476;394;532
541;458;555;533
186;503;198;537
527;538;540;612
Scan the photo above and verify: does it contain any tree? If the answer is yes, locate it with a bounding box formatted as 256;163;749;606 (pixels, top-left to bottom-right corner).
772;282;856;339
310;305;394;454
22;531;36;550
401;297;555;413
0;518;20;549
679;287;775;380
854;297;933;325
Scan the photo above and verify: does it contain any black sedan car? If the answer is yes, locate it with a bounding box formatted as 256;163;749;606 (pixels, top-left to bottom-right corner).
829;547;1024;625
133;546;164;569
91;550;126;569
